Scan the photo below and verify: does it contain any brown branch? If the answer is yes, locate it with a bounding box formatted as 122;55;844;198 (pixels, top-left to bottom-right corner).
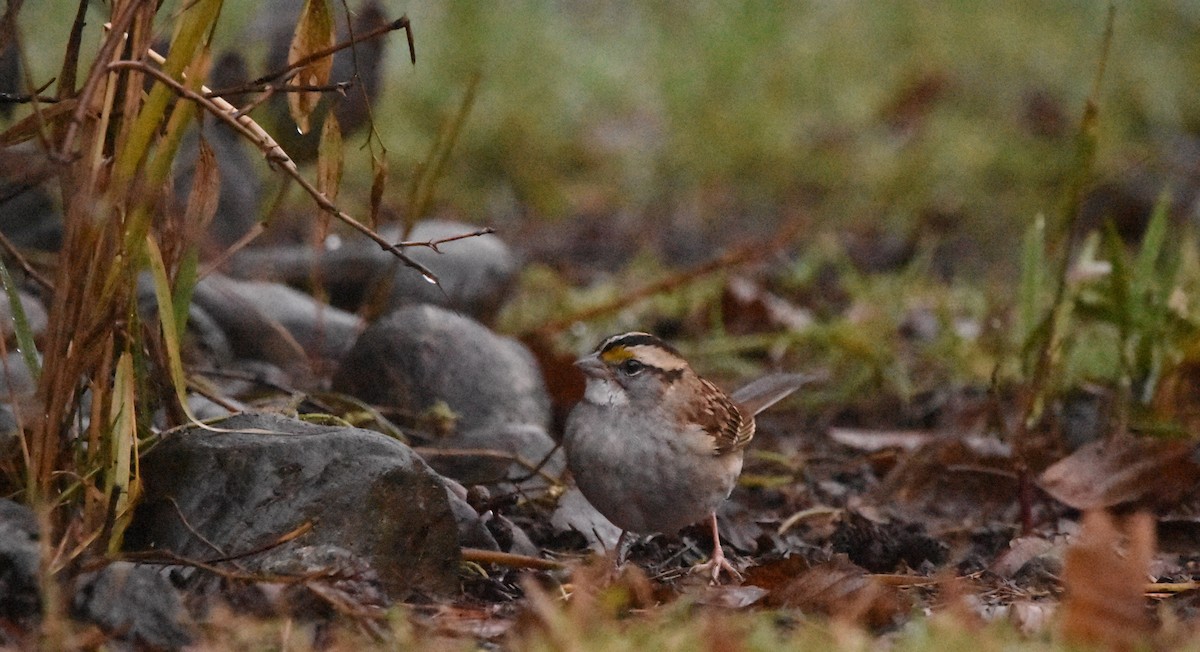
248;14;414;90
166;495;227;557
532;215;809;336
461;548;565;571
0;229;53;292
56;1;142;162
57;0;87;97
413;446;562;486
202;520;314;565
117;549;310;583
204;80;354;99
396;227;496;253
107;58;440;283
0;77;58;105
0;93;60;105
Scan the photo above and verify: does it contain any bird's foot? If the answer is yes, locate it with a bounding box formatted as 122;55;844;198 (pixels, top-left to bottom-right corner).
689;546;742;584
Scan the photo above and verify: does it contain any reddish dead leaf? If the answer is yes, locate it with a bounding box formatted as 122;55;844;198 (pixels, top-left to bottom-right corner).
315;112;343;238
411;604;515;641
1060;511;1156;651
880;70;951;133
183;135;220;240
693;585;769;610
521;335;584;435
316;112;343;202
746;555;910;629
1153;345;1200;434
1038;435;1200;511
721;276;814;336
875;438;1018;527
369;150;388;227
287;0;336;134
990;534;1059;579
742;555;811;594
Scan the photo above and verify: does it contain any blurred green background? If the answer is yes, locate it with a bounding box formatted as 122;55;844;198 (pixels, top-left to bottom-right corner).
16;1;1200;279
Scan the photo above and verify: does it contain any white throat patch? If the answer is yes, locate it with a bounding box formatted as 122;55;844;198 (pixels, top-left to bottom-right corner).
583;378;629;406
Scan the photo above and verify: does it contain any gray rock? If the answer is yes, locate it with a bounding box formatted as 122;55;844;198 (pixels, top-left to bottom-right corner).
0;147;62;251
180;302;235;367
72;561;194;650
152;394;241;430
126;412;460;598
0;499;40;621
332;305;557;485
0;405;18;458
251;544;390;618
549;487;621;553
0;350;37;398
370;220;519;321
420;423;563;486
190;273;364;370
227;220;519;321
0;289;46;345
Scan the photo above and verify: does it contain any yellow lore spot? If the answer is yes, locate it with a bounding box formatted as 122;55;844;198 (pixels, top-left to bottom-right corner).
599;347;633;363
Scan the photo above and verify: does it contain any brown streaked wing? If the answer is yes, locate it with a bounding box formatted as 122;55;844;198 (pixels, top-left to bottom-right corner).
686;378;754;455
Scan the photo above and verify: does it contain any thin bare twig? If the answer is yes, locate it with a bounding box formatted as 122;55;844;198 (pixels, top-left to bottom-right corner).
202;520;314;565
107;58;441;282
413;447;562;486
166;495;227;557
205;81;354;99
532;215;808;336
57;0;87;98
56;1;142;162
0;229;53;292
0;93;60;104
461;548;565;571
246;14;414;90
0;77;58;105
396;227;496;253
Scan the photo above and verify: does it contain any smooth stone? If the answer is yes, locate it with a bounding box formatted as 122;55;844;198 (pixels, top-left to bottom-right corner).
227;220;519;321
72;561;194;650
125;412;460;599
0;499;40;622
0;289;46;344
332;305;555;485
190;273;364;370
549;486;621;553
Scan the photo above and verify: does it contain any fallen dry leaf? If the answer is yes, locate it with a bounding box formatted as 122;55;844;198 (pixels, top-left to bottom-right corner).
873;438;1018;527
990;534;1060;579
721;276;815;335
1059;511;1156;651
1152;342;1200;434
745;555;910;629
1039;435;1200;510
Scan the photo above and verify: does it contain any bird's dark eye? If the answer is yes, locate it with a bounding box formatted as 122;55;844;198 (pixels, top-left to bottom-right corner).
619;359;645;376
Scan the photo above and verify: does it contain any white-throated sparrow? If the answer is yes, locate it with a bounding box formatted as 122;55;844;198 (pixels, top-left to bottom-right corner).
564;332;810;582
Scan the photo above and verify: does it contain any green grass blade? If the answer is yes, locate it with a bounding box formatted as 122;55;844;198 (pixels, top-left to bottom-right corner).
1133;190;1170;290
1018;214;1046;347
144;236;202;425
1102;219;1132;336
0;256;41;380
106;351;137;554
